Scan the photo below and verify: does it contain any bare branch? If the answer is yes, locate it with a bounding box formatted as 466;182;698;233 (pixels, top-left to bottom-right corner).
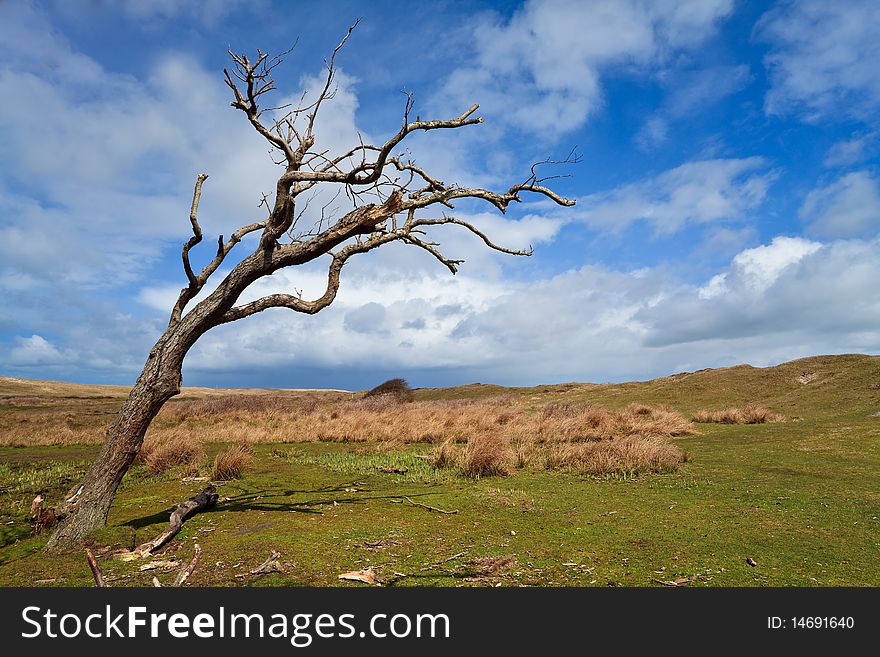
181;173;209;287
412;216;533;257
171;174;267;325
400;233;465;273
86;548;107;587
296;20;360;161
219;229;399;323
279;104;483;187
173;544;201;586
224;51;297;163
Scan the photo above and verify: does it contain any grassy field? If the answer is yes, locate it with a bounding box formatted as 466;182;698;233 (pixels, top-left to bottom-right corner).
0;353;877;587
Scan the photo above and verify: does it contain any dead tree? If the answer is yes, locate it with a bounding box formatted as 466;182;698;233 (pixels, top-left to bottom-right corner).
47;25;576;551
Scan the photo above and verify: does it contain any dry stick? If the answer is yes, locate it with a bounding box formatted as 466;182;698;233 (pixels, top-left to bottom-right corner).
393;496;458;514
418;551;469;572
85;548;107;587
250;550;284;575
134;486;218;557
173;544;202;586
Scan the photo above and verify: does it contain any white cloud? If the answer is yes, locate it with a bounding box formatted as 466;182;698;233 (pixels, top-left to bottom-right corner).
439;0;734;136
7;335;68;367
177;234;880;385
823;132;879;168
635;117;670;149
575;157;773;234
800;171;880;239
698;236;821;298
641;236;880;348
757;1;880;121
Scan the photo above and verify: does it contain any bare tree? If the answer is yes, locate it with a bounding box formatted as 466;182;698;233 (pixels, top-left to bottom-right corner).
47;26;576;551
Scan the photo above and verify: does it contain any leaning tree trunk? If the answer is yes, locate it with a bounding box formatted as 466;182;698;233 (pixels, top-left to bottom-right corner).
45;247;289;552
46;332;190;552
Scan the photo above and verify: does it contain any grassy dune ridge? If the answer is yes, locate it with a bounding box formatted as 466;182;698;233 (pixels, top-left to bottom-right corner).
0;353;877;586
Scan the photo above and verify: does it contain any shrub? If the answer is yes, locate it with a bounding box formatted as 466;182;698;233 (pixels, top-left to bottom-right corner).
141;435;204;476
364;378;414;402
212;442;254;480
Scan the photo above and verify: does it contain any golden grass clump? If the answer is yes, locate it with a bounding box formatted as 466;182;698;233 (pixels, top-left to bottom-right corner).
432;439;460;470
545;436;686;476
692;403;784;424
140;434;204;476
462;433;510;478
1;389;694;479
211;442;254;480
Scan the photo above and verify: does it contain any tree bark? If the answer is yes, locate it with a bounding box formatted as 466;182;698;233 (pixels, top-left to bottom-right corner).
46;333;189;551
45;248;287;552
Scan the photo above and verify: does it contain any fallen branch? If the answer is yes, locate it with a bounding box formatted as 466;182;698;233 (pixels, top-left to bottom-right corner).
85;548;107;587
151;545;202;587
250;550;285;575
133;486;218;557
651;575;698;587
392;496;458;514
173;544;202;586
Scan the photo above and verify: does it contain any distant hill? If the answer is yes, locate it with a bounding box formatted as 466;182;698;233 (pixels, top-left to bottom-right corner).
416;354;880;418
2;353;877;419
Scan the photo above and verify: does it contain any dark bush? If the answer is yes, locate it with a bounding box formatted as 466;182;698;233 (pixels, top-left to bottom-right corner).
364;378;414;402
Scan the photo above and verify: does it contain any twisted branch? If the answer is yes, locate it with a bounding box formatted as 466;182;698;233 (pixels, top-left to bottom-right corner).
175;24;575;329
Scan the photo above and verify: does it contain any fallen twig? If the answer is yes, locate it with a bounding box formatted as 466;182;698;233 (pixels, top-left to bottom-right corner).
651;575;698;587
250;550;285;575
173;544;201;586
419;550;469;572
85;548;107;587
392;496;458;514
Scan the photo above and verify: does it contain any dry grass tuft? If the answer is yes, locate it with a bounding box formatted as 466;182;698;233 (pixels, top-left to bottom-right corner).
140;435;204;476
211;442;254;480
1;389;694;479
461;433;510;478
545;436;685;476
692;403;784;424
432;439;460;470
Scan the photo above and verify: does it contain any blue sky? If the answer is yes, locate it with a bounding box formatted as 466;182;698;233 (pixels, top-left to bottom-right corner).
1;0;879;390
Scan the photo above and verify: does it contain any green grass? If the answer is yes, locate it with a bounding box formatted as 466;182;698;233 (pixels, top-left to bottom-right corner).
0;354;877;586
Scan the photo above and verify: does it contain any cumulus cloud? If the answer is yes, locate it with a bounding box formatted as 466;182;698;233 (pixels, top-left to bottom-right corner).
757;1;880;121
440;0;734;136
640;236;879;347
175;234;880;386
575;157;773;234
800;171;880;239
7;335;68;367
697;236;821;299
